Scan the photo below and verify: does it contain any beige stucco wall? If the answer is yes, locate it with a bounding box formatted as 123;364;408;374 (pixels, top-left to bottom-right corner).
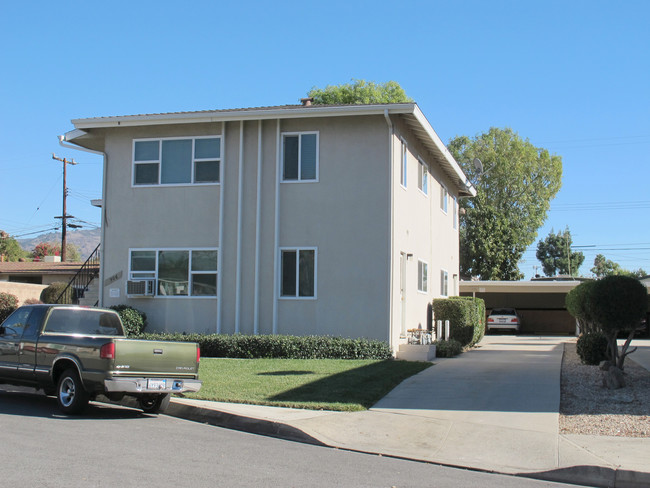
390;117;460;348
99;115;391;339
0;282;47;305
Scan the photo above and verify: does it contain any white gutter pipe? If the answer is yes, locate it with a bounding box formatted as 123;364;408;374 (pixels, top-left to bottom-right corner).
235;121;244;334
383;110;395;353
253;120;263;334
272;120;281;334
217;123;226;333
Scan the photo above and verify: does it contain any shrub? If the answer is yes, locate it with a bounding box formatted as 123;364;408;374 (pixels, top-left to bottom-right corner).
0;292;18;323
110;305;148;336
432;297;485;348
434;339;462;358
576;332;608;365
23;298;43;305
40;282;72;304
566;280;598;334
135;332;392;360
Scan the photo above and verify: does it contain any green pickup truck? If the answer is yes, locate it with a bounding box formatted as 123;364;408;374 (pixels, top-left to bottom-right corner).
0;304;201;414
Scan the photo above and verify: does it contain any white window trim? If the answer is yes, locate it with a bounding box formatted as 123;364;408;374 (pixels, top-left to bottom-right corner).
132;136;222;188
128;247;219;299
440;269;449;297
440;183;448;214
400;139;408;189
279;246;318;300
281;132;319;183
417;259;428;293
453;195;458;230
418;158;429;196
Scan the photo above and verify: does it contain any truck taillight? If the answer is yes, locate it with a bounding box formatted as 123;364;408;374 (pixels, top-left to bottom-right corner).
197;345;201;363
100;342;115;359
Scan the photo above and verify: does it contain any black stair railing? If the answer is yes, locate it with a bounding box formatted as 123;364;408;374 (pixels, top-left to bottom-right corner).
55;244;101;305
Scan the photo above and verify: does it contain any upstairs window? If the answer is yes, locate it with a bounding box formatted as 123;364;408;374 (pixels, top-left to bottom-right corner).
418;159;428;195
440;184;448;213
400;140;408;188
133;136;221;186
282;132;318;182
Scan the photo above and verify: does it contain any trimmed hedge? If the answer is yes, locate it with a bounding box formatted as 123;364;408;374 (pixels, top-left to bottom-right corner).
434;339;462;358
0;292;18;323
136;332;392;360
432;296;486;348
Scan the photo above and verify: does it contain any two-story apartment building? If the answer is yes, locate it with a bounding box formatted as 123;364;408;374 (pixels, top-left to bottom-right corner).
61;101;475;352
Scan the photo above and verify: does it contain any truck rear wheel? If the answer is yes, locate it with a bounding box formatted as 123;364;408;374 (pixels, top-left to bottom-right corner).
139;393;171;414
57;368;90;414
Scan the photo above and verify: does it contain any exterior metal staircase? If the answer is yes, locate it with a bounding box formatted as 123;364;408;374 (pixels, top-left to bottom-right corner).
54;244;101;306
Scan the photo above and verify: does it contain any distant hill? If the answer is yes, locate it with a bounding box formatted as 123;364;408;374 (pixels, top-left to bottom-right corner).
17;228;101;261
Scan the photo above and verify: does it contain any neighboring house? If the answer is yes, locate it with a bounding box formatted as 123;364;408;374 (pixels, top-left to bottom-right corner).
61;101;475;352
0;259;83;285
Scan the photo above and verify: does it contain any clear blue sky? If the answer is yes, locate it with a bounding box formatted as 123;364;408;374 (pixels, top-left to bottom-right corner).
1;0;648;278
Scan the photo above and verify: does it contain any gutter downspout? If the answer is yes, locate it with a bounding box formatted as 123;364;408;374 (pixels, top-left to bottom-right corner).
217;122;226;333
253;120;263;334
383;110;395;354
272;120;281;334
58;135;107;307
235;121;244;334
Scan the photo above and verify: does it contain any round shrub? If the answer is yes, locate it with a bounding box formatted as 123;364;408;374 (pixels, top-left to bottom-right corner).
40;282;72;304
0;292;18;323
109;305;148;336
434;339;463;358
576;332;608;365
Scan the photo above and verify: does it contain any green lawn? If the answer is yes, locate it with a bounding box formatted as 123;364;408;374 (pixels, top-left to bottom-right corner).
184;358;431;411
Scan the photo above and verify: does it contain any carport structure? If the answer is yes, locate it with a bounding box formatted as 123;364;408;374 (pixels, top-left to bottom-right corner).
459;280;585;335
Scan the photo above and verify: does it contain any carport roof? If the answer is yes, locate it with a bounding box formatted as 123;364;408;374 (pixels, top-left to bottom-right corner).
460;280;584;294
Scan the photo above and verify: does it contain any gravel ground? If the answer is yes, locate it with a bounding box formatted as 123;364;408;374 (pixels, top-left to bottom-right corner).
559;341;650;437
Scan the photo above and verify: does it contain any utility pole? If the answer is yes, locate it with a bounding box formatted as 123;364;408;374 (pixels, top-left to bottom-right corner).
52;154;77;262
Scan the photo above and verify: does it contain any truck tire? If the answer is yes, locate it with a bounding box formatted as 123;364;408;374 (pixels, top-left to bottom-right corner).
56;368;90;414
139;393;171;414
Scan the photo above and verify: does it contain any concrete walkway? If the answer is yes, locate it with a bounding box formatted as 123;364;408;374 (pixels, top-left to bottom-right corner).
168;336;650;488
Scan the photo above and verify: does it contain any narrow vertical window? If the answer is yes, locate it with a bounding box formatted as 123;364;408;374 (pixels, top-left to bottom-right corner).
453;195;458;229
418;159;428;195
440;184;448;213
440;270;449;297
400;140;407;187
418;260;428;292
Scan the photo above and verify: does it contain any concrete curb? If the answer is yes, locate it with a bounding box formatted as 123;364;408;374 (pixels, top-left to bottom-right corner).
165;400;650;488
165;402;327;447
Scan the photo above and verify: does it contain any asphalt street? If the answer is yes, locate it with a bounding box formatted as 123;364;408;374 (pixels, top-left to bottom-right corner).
0;387;578;488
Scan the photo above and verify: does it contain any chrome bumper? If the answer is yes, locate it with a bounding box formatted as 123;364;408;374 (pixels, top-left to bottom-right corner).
104;377;202;394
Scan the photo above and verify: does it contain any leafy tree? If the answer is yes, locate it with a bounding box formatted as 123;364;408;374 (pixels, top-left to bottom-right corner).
536;227;584;276
591;254;646;278
32;242;81;262
448;127;563;280
308;79;412;105
0;231;27;261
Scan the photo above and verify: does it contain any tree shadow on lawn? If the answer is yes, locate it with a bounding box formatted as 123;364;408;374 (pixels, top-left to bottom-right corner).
266;360;430;409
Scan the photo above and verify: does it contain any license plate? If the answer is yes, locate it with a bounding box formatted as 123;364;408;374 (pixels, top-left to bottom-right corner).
498;318;507;323
147;379;166;390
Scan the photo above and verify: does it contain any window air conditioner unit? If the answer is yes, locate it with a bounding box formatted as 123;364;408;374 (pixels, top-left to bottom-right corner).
127;279;155;297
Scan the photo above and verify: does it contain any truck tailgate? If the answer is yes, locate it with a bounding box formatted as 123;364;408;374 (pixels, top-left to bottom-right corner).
113;339;199;376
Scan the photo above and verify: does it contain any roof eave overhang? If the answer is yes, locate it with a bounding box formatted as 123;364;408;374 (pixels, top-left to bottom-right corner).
67;103;476;197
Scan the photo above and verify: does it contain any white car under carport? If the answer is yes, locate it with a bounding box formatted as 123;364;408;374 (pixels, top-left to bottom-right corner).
487;308;521;333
